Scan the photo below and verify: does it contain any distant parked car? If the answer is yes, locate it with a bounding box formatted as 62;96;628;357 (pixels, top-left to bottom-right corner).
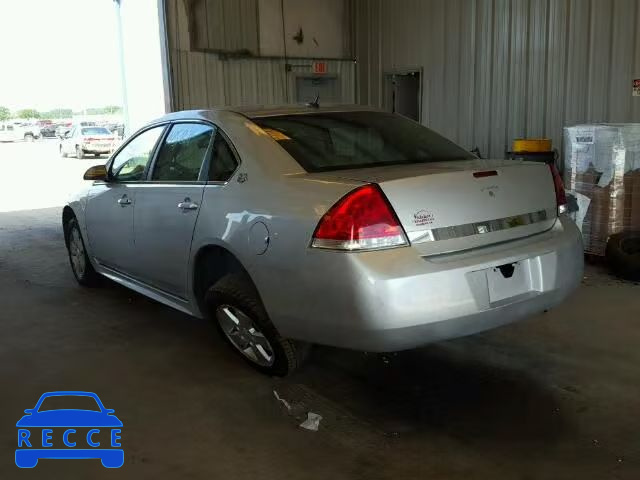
60;126;115;159
17;122;41;141
62;106;584;376
39;124;57;138
56;124;72;139
0;121;39;142
107;123;125;139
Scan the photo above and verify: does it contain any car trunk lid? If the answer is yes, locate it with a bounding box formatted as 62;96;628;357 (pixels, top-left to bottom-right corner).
315;159;558;256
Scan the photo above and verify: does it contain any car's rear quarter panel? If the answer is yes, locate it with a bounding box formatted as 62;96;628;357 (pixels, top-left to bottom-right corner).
191;112;583;352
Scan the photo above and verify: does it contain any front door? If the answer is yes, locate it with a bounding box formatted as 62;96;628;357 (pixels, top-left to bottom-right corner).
85;125;166;273
131;122;215;297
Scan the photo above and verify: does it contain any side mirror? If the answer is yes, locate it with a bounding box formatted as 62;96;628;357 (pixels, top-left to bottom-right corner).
24;409;34;414
64;132;71;139
83;165;108;181
105;409;115;414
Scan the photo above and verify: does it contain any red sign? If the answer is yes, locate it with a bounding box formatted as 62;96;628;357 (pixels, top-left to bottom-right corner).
312;61;327;74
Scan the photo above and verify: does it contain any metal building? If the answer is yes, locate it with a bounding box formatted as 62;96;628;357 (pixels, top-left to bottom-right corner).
353;0;640;158
164;0;357;110
121;0;640;160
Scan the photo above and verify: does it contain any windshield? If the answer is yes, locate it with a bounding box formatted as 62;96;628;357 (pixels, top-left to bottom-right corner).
38;395;101;412
81;127;111;135
253;111;475;172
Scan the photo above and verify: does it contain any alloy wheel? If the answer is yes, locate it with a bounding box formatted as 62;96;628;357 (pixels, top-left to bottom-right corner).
69;228;86;278
216;304;275;367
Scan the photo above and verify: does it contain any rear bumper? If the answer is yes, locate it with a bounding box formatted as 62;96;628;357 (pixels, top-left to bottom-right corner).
82;148;111;154
271;216;583;352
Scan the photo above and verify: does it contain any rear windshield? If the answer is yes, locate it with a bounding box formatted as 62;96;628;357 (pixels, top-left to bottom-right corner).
253;111;475;172
81;127;110;135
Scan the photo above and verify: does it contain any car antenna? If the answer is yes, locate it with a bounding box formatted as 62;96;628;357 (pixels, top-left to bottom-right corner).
307;93;320;109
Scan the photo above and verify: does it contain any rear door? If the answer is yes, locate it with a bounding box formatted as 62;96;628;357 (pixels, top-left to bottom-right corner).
85;125;166;273
131;122;215;297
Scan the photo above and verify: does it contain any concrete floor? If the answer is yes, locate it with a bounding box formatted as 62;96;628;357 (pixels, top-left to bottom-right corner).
0;143;639;478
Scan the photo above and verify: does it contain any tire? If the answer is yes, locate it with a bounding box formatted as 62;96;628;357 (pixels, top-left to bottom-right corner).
24;134;34;142
76;146;84;159
65;217;101;286
606;231;640;281
205;274;310;376
60;145;67;158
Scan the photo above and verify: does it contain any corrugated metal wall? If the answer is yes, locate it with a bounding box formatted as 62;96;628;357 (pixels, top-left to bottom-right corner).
165;0;355;110
354;0;640;158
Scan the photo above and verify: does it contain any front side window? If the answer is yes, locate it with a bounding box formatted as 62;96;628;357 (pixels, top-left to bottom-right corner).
152;123;214;182
209;132;239;181
110;126;165;182
253;111;475;172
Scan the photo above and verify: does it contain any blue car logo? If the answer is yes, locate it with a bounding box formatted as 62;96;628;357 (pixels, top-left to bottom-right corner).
16;391;123;468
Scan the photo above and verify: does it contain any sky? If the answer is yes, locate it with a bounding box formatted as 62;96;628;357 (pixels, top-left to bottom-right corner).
0;0;122;113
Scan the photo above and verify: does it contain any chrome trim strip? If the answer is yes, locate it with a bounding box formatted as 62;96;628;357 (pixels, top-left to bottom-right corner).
413;209;554;244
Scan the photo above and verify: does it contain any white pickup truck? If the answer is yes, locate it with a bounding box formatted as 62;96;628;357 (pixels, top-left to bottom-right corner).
0;121;40;142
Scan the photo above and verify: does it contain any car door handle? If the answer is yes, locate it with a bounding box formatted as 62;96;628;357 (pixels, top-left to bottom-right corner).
178;200;199;211
117;196;131;206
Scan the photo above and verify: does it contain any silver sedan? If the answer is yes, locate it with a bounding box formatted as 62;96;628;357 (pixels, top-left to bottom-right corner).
63;106;584;376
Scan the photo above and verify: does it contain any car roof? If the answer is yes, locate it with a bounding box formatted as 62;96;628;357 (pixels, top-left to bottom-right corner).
152;104;379;124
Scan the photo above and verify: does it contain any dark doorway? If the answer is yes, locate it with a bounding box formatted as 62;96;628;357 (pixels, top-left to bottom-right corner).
384;70;421;121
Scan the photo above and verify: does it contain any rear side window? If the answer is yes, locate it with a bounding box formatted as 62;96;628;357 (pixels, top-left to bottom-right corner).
253;111;475;172
152;123;214;182
209;132;239;181
110;126;165;182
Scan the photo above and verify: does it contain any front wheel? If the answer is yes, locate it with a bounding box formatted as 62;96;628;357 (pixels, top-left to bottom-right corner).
205;274;310;376
76;146;84;159
24;134;34;142
59;145;67;158
65;217;101;286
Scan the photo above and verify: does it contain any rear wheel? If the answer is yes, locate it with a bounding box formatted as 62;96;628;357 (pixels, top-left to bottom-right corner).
205;274;310;376
76;146;84;159
24;133;34;142
59;145;67;158
65;217;101;286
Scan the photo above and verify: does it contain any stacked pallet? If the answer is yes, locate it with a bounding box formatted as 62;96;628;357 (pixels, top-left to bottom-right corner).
564;124;640;255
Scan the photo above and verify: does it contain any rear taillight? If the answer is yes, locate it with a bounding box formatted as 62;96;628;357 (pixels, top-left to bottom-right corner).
311;184;408;251
549;164;567;214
